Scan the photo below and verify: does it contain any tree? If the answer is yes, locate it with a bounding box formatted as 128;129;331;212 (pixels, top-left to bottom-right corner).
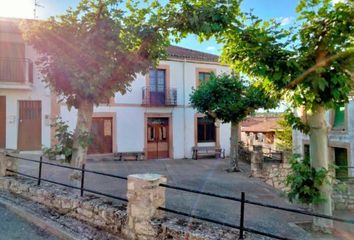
20;0;241;179
190;74;276;172
209;0;353;230
275;113;293;152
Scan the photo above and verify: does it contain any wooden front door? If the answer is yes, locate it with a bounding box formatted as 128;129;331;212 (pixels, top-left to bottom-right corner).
88;117;113;154
18;101;41;150
147;118;169;159
0;96;5;148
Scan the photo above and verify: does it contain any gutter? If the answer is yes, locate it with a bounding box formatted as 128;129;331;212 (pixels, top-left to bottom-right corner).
183;58;187;158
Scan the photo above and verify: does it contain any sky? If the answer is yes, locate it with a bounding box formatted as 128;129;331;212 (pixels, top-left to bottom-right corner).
0;0;300;55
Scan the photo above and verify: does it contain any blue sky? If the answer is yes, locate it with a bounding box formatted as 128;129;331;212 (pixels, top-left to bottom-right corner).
0;0;300;55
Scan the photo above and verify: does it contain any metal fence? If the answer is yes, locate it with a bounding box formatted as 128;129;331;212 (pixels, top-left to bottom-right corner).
5;154;354;240
159;183;354;240
5;154;128;202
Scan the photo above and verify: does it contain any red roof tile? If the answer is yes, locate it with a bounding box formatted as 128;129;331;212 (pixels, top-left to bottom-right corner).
241;117;280;133
167;45;219;63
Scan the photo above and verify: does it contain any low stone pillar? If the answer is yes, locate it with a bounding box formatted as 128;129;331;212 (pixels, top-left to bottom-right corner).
125;173;167;240
0;149;17;177
281;151;291;163
250;146;263;177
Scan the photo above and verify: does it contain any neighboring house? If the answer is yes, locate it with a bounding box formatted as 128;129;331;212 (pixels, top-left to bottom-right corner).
240;117;280;150
0;17;231;159
60;46;231;159
292;96;354;179
0;18;53;151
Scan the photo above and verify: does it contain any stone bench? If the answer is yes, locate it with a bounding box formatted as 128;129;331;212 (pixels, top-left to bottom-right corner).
192;146;225;160
114;152;144;161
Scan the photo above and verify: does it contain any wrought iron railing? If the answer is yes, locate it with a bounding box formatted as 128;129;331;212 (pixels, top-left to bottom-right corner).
0;58;33;84
142;87;177;106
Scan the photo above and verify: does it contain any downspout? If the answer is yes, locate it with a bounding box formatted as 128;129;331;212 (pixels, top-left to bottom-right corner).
183;58;187;158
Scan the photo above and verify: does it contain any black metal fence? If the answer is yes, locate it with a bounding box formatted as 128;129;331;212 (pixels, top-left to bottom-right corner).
4;154;354;240
5;154;128;202
158;183;354;240
142;86;177;106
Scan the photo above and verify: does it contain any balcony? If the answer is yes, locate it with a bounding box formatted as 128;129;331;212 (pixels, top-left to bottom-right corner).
0;58;33;90
142;87;177;106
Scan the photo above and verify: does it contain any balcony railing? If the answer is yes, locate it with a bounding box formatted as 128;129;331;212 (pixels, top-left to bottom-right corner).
0;58;33;85
142;87;177;106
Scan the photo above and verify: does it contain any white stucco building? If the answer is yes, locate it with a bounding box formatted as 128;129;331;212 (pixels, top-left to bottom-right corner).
0;17;231;159
60;46;231;159
0;18;52;151
292;97;354;178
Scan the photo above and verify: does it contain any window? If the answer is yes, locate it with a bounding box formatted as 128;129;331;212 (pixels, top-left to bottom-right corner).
334;147;348;180
303;144;310;159
198;72;211;84
333;106;345;129
0;41;26;83
149;69;166;92
197;117;215;142
148;127;155;142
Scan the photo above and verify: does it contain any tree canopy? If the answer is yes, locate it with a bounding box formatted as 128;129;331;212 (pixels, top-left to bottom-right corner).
207;0;353;225
217;0;353;117
21;0;241;109
190;73;276;171
190;74;276;123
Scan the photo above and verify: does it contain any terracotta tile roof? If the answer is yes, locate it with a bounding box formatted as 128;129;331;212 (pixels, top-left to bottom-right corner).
167;45;219;63
241;117;280;133
0;18;22;33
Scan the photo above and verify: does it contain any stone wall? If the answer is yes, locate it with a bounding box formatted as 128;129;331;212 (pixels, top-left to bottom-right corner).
0;177;128;234
249;147;291;192
262;163;291;192
332;181;354;210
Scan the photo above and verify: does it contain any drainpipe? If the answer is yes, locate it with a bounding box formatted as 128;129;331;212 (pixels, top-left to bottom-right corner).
183;58;187;158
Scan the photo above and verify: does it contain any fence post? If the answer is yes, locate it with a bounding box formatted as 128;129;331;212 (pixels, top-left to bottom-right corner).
250;146;263;177
80;164;85;197
0;150;17;177
239;192;245;240
37;156;42;186
125;173;167;240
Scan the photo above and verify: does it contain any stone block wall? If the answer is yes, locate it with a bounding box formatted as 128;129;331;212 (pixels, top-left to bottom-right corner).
249;147;291;192
262;163;291;192
332;181;354;210
0;177;128;234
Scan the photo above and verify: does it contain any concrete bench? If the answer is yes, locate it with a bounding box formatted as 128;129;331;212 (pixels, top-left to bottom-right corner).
114;152;144;161
192;146;225;160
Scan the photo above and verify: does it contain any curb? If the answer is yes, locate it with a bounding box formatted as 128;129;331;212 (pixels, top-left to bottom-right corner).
0;197;79;240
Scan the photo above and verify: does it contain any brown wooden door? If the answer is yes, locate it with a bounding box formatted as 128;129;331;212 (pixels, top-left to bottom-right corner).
18;101;42;150
147;118;169;159
0;96;5;148
88;117;113;154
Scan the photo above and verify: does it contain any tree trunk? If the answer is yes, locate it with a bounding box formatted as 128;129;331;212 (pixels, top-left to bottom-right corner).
70;101;94;183
228;121;240;172
307;106;333;231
